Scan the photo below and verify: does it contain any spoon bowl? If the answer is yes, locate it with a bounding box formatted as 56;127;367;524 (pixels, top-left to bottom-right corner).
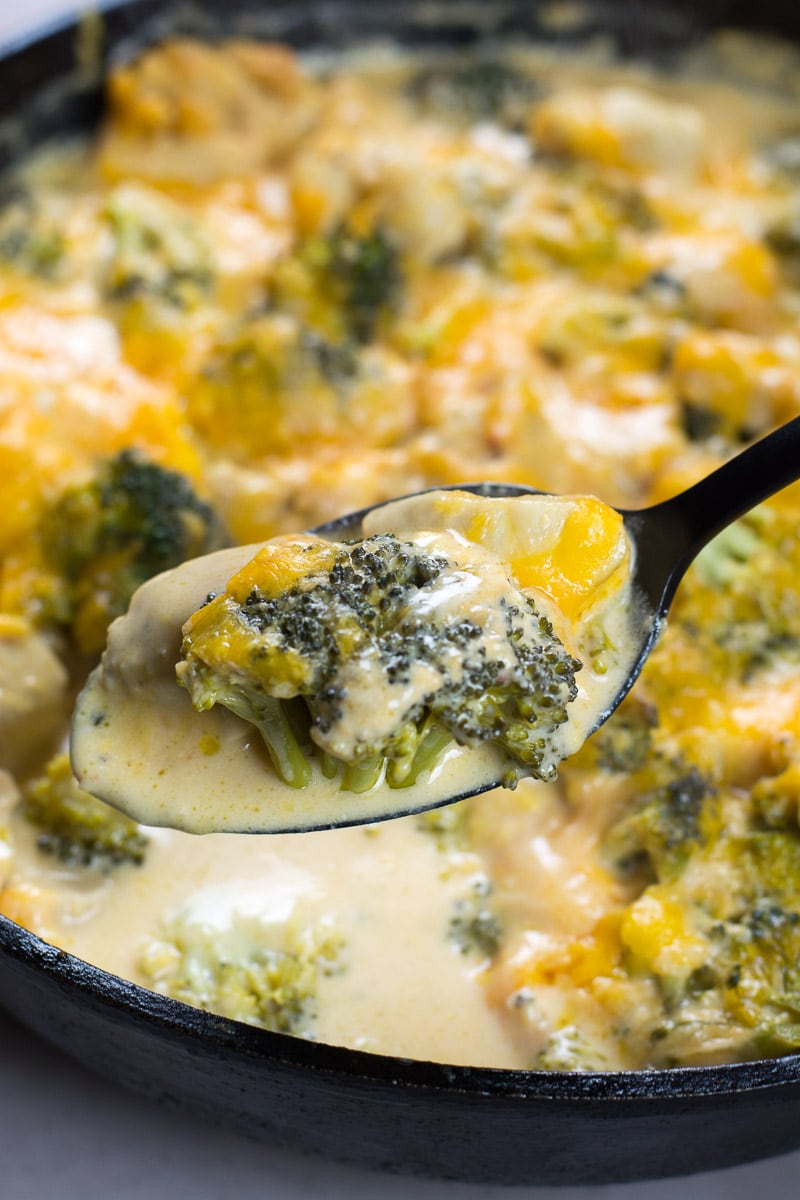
72;416;800;833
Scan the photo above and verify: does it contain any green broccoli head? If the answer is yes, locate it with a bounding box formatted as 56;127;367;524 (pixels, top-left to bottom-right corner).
0;185;65;279
187;314;370;460
587;695;657;774
407;59;538;127
278;223;402;346
39;449;227;653
178;530;581;794
103;183;214;311
603;765;717;882
22;752;148;870
676;507;800;683
601;765;800;1065
448;877;502;959
424;604;580;780
644;832;800;1065
535;1025;615;1072
322;225;401;343
138;905;344;1036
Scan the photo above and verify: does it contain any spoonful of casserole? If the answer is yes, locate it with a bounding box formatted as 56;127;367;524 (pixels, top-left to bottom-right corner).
71;416;800;834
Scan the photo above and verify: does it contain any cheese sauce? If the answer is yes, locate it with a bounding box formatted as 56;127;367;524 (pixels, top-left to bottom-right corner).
4;30;800;1072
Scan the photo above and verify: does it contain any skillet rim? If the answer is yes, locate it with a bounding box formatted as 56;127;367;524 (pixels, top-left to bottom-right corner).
4;906;800;1101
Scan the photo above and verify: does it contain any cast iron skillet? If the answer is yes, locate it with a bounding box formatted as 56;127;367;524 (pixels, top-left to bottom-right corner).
3;0;800;1184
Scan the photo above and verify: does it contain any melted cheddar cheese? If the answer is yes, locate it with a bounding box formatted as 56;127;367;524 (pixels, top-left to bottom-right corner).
3;31;800;1070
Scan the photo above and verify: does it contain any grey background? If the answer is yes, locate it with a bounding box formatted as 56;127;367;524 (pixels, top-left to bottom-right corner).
2;1;799;1195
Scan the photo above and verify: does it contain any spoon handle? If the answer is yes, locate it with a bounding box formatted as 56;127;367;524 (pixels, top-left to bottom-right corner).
625;415;800;615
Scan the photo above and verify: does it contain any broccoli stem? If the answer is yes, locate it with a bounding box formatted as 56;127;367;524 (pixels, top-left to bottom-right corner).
388;722;454;788
284;696;313;744
341;754;385;793
252;697;313;789
217;691;312;789
408;726;454;785
319;750;341;779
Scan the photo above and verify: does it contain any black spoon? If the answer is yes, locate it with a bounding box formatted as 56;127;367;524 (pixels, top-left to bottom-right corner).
71;416;800;834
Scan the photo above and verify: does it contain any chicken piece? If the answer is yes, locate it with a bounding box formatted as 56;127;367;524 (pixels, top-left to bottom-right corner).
0;617;68;775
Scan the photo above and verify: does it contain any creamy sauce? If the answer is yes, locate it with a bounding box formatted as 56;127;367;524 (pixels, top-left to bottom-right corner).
3;31;800;1073
3;789;524;1065
71;492;638;833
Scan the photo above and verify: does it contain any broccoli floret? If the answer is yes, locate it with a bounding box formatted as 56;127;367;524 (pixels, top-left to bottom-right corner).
764;208;800;285
39;449;227;653
604;765;716;882
0;186;65;278
300;327;359;385
676;508;800;682
178;531;581;793
692;514;769;590
585;696;657;774
187;315;365;459
648;835;800;1064
448;878;502;958
535;1025;614;1072
103;184;213;311
139;908;344;1036
407;58;538;127
277;223;402;346
22;752;148;870
603;767;800;1065
679;400;726;443
423;607;579;781
325;225;400;344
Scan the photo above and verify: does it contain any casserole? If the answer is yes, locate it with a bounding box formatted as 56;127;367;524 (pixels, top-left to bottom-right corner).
3;0;800;1183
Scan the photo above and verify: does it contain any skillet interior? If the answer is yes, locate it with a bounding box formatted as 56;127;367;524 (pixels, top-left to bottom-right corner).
2;0;800;1183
